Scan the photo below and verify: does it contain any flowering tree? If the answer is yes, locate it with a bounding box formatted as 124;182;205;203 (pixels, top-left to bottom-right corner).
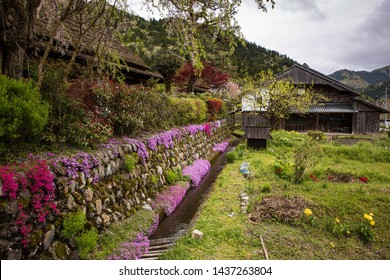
241;70;325;130
146;0;275;74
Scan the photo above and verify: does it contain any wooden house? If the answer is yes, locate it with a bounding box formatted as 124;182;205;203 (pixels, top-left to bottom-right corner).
29;16;162;84
277;64;389;134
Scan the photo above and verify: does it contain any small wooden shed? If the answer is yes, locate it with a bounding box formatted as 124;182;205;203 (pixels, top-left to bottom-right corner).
242;114;271;149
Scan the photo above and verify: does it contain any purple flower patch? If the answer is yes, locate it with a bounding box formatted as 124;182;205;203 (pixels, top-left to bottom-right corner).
107;234;150;260
124;138;149;165
151;183;190;215
182;160;211;187
212;141;229;153
147;128;182;151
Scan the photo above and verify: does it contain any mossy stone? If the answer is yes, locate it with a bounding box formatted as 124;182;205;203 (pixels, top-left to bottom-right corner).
72;192;84;204
53;241;68;260
29;229;43;248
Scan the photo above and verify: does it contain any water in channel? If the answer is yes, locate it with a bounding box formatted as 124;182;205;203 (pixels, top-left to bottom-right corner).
149;138;241;240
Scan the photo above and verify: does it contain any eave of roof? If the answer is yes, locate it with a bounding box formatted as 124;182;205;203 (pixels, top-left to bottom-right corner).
353;98;390;113
308;103;358;113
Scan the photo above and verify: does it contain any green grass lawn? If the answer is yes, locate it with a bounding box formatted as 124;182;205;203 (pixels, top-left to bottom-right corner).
160;131;390;260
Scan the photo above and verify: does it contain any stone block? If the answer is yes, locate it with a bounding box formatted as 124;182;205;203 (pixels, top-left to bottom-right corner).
192;229;204;240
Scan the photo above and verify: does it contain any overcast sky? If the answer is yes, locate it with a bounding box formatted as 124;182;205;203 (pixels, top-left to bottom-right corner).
129;0;390;75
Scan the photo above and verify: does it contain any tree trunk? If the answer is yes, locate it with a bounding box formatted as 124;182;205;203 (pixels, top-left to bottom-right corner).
269;116;281;131
186;73;198;93
37;26;59;89
3;48;25;79
64;36;82;81
165;78;172;93
0;0;42;79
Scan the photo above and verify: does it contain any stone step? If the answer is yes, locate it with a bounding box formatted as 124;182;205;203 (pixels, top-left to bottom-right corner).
147;243;174;251
144;249;167;255
141;256;159;260
149;236;179;246
142;231;186;260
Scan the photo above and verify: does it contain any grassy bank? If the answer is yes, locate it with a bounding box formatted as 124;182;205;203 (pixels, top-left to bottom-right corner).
160;131;390;260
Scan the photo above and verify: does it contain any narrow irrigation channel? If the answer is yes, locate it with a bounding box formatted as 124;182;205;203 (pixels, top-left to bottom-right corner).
143;137;243;259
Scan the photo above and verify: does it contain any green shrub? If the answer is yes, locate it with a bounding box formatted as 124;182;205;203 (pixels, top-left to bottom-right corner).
261;184;271;193
173;167;190;182
226;151;238;163
164;167;189;185
0;75;48;142
273;155;292;180
293;141;322;183
170;97;207;125
62;210;86;239
150;175;158;185
63;114;112;148
76;228;99;259
165;169;179;185
123;153;139;172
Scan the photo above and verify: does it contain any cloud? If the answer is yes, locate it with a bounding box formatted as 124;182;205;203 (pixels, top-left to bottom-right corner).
360;0;390;39
277;0;327;20
340;0;390;70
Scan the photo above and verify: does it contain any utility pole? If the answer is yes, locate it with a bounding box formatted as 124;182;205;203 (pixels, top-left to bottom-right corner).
386;87;388;128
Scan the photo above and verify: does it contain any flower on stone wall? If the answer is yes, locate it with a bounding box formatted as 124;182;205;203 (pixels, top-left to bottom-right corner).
182;160;211;187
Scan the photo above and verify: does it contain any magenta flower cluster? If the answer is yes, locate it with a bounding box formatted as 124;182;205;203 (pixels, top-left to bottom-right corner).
184;124;208;135
151;183;190;215
53;152;100;185
107;234;150;260
212;141;229;153
182;160;211;187
147;128;182;151
0;160;58;246
147;213;160;236
26;160;57;223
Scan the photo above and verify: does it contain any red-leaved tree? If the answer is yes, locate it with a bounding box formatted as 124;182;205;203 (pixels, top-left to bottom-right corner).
173;62;229;93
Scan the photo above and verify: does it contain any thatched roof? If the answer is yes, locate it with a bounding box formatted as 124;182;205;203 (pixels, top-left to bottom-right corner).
32;15;162;81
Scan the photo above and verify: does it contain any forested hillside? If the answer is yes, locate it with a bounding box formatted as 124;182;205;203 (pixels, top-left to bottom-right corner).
122;14;296;78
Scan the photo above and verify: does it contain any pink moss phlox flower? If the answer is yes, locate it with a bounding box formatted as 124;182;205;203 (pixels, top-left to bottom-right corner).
147;129;182;150
204;123;212;136
53;153;99;184
182;160;211;187
151;183;190;215
107;234;150;260
0;166;19;199
147;213;160;236
212;141;229;153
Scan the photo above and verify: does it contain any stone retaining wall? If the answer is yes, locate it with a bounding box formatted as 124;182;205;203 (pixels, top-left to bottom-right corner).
0;120;229;259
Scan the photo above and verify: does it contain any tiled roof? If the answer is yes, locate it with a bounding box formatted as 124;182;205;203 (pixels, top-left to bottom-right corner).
308;103;358;113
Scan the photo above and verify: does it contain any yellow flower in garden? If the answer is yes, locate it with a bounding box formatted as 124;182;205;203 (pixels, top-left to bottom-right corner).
364;213;373;222
369;213;374;217
304;208;312;216
370;221;375;226
335;218;340;224
330;242;335;248
347;230;350;235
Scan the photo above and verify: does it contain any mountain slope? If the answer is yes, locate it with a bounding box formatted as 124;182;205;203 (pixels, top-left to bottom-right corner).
329;65;390;97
